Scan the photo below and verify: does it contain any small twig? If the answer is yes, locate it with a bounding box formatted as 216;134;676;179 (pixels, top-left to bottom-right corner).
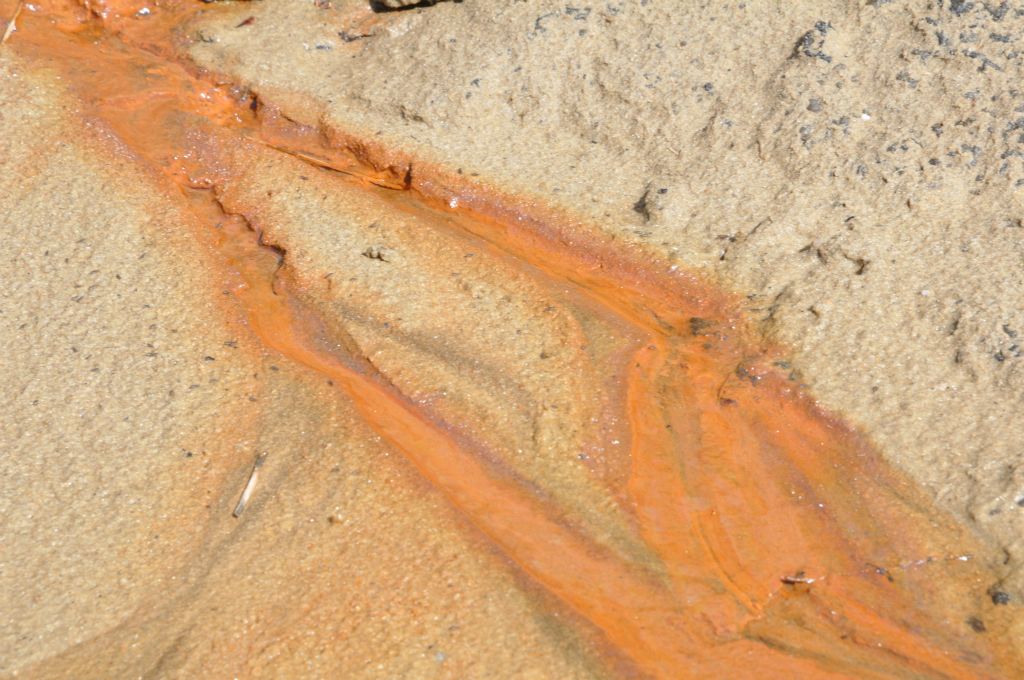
232;452;267;517
256;140;408;190
2;1;24;46
781;571;818;585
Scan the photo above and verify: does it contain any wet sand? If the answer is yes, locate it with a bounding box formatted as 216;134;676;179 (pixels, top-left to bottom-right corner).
182;0;1024;602
1;1;1021;678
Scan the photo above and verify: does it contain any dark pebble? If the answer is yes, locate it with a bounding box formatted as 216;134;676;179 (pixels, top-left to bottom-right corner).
967;616;987;633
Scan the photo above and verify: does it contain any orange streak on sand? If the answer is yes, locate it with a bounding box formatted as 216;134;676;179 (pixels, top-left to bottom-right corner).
9;1;1020;677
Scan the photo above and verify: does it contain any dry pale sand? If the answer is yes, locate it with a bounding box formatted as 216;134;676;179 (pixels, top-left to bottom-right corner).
188;0;1024;595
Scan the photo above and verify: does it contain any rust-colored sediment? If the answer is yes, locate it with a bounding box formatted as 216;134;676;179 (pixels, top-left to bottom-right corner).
8;1;1021;677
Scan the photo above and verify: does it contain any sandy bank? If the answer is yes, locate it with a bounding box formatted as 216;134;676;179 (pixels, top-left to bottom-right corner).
187;0;1024;596
0;51;613;678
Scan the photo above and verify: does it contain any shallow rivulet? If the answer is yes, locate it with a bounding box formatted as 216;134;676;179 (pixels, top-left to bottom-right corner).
7;1;1021;677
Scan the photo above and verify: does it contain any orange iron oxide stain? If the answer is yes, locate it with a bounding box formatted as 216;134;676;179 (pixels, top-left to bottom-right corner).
8;1;1021;677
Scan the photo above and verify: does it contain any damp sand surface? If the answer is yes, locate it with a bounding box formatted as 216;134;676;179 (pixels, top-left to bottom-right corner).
1;1;1022;678
183;0;1024;600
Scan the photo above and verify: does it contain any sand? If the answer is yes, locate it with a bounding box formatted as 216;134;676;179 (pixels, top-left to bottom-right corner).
0;50;614;678
3;0;1023;677
187;0;1024;596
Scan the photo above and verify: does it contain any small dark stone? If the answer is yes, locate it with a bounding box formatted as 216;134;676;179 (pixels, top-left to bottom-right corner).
795;25;833;63
991;590;1011;605
633;188;652;222
950;0;973;17
689;317;714;336
807;98;823;112
370;0;453;12
967;616;987;633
